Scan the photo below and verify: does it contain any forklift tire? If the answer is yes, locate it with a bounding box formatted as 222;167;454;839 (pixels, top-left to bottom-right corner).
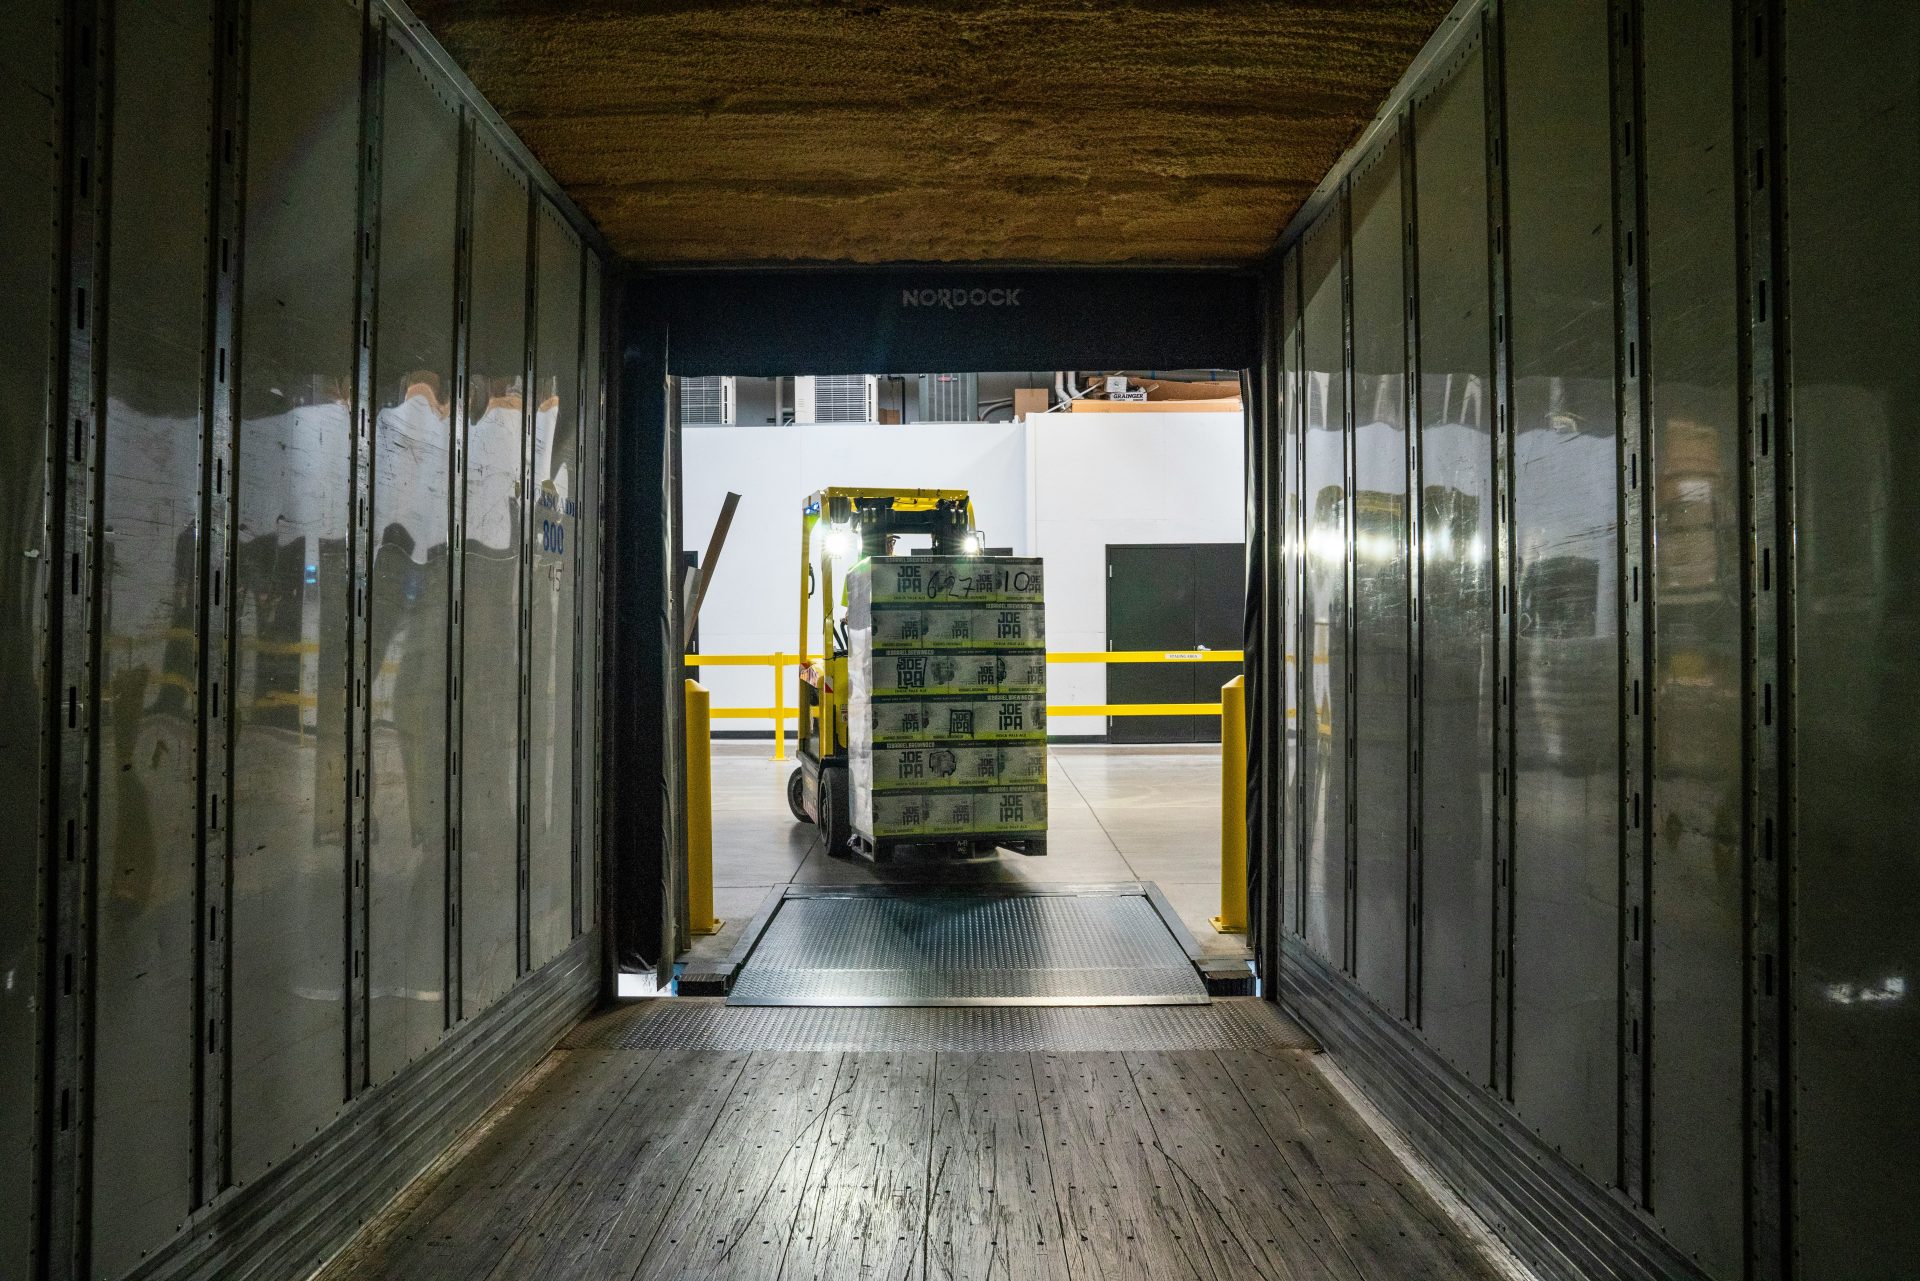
786;767;808;823
820;769;854;859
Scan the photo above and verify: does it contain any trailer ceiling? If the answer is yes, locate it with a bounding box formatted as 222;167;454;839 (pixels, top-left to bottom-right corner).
408;0;1452;264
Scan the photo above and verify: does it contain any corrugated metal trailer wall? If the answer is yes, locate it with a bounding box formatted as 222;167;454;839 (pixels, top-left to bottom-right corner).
0;2;610;1278
1256;2;1919;1279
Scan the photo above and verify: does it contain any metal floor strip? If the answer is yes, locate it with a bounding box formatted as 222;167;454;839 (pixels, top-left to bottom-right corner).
725;890;1209;1007
569;997;1315;1052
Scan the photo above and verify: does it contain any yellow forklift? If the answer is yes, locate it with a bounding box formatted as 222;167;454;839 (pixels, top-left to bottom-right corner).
785;487;983;857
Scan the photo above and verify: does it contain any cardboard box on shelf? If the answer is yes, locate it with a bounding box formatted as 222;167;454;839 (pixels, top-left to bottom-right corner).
1013;387;1050;420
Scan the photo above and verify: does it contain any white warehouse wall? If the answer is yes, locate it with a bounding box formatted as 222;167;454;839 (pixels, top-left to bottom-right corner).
1028;412;1245;733
681;410;1244;737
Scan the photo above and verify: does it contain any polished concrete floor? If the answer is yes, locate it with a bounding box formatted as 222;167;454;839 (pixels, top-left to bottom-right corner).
691;742;1252;970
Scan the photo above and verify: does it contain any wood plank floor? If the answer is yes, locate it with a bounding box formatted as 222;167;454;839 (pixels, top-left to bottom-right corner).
321;1033;1505;1280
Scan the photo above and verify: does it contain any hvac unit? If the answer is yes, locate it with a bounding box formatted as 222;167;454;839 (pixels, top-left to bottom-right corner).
679;375;736;425
917;372;979;422
794;375;879;423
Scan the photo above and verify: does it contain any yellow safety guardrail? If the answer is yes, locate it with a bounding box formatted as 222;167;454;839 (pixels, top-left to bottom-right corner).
684;652;797;758
1044;650;1243;664
679;655;1253;946
682;649;1245;759
1213;675;1247;935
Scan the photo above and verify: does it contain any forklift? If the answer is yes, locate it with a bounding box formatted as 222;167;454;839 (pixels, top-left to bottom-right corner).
786;486;1028;859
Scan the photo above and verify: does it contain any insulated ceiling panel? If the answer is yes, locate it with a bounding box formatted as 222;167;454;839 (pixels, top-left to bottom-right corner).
407;0;1453;264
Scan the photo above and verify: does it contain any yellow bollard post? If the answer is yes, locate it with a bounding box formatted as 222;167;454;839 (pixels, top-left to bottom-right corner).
1213;674;1248;934
685;679;722;934
771;652;787;762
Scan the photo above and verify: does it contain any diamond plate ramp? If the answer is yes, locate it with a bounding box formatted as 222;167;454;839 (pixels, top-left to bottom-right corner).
726;890;1209;1007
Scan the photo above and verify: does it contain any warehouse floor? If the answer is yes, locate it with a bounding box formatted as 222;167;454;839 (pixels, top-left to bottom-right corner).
689;742;1254;972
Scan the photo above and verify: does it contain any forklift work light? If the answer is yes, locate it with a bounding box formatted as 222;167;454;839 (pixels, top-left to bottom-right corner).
823;524;857;558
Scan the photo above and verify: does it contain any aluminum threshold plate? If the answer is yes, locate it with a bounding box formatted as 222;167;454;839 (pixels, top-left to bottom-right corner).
570;998;1313;1052
726;891;1209;1007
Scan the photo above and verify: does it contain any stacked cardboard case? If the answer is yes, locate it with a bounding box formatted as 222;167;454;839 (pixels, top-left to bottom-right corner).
848;556;1047;848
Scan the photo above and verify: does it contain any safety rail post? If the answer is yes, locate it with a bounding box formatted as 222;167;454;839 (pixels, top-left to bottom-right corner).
684;679;722;934
772;652;787;761
1213;675;1248;933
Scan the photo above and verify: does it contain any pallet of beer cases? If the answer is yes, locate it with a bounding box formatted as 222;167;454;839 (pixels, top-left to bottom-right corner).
847;556;1048;855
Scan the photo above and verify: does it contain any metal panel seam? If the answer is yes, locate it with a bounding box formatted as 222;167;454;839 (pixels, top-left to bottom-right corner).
1340;180;1360;980
1484;0;1518;1101
46;2;111;1273
198;0;251;1204
571;247;588;940
516;187;537;978
445;109;473;1026
1291;248;1308;942
1734;0;1791;1273
1400;104;1424;1030
591;259;610;960
345;0;385;1100
1608;0;1655;1205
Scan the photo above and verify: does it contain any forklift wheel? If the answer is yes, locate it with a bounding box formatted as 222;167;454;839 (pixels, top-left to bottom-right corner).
786;768;808;823
820;770;854;859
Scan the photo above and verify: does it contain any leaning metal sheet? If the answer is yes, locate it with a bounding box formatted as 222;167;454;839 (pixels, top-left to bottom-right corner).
727;893;1209;1006
575;998;1310;1052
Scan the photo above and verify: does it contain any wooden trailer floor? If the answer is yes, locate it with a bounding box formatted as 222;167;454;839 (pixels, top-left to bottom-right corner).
319;999;1508;1281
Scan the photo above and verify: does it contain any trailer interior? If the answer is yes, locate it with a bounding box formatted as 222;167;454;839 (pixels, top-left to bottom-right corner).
4;2;1914;1279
